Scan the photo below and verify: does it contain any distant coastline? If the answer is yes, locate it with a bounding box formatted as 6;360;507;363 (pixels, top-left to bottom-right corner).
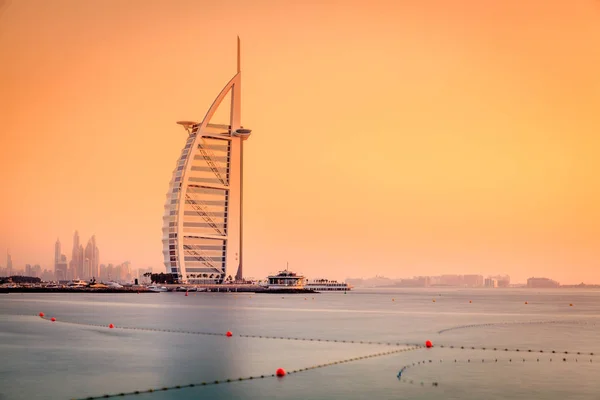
346;275;598;289
0;286;317;294
0;287;149;294
367;285;600;289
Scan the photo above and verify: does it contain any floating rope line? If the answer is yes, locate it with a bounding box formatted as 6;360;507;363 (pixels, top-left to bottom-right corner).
395;355;596;387
24;313;600;397
30;315;600;357
35;315;420;347
70;346;421;400
33;315;598;356
438;320;596;334
435;344;596;356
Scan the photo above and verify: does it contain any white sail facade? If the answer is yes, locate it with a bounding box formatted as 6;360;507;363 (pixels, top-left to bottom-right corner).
162;39;251;284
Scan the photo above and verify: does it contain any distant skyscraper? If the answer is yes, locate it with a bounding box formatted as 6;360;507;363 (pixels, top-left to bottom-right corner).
77;244;84;278
162;38;251;284
99;264;107;281
55;254;68;281
6;250;13;276
106;263;114;281
527;277;560;288
55;238;61;263
54;238;61;274
70;231;84;279
121;261;131;281
53;239;68;280
83;258;91;279
41;269;54;282
84;235;99;279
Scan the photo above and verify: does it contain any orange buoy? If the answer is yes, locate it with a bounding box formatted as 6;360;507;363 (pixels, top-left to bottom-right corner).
226;331;233;337
425;340;433;348
570;303;573;307
276;368;286;377
51;317;56;322
469;300;472;303
525;301;528;304
109;323;115;329
392;298;395;301
432;299;436;302
39;312;44;318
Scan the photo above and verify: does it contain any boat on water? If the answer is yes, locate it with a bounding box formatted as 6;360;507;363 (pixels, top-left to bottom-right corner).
67;279;89;288
176;286;201;292
45;284;60;289
147;285;168;292
1;284;17;289
305;279;352;292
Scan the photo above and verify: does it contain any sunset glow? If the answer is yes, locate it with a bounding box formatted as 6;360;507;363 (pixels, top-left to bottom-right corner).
1;0;599;283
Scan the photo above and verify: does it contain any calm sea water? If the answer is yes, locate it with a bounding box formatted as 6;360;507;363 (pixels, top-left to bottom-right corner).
1;288;600;399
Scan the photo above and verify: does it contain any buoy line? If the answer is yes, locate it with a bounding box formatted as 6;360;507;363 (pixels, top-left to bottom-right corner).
71;353;597;398
33;315;420;347
434;344;596;356
395;356;596;387
70;346;421;400
31;315;598;356
438;320;595;334
25;313;600;397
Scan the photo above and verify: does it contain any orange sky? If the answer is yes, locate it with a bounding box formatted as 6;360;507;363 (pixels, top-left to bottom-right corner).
1;0;599;284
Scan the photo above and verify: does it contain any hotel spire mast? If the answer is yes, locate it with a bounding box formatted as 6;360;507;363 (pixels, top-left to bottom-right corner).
235;36;245;282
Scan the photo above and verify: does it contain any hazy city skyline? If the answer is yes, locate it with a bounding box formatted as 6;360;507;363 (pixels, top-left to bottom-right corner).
0;233;588;286
1;0;599;284
1;239;150;283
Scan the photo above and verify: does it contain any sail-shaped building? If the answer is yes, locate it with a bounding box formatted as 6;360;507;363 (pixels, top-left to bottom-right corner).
162;38;251;284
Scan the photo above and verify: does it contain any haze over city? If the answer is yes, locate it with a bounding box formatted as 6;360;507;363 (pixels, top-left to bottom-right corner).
1;0;599;284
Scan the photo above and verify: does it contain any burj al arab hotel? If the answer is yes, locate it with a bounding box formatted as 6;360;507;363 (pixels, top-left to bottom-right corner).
162;38;251;284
